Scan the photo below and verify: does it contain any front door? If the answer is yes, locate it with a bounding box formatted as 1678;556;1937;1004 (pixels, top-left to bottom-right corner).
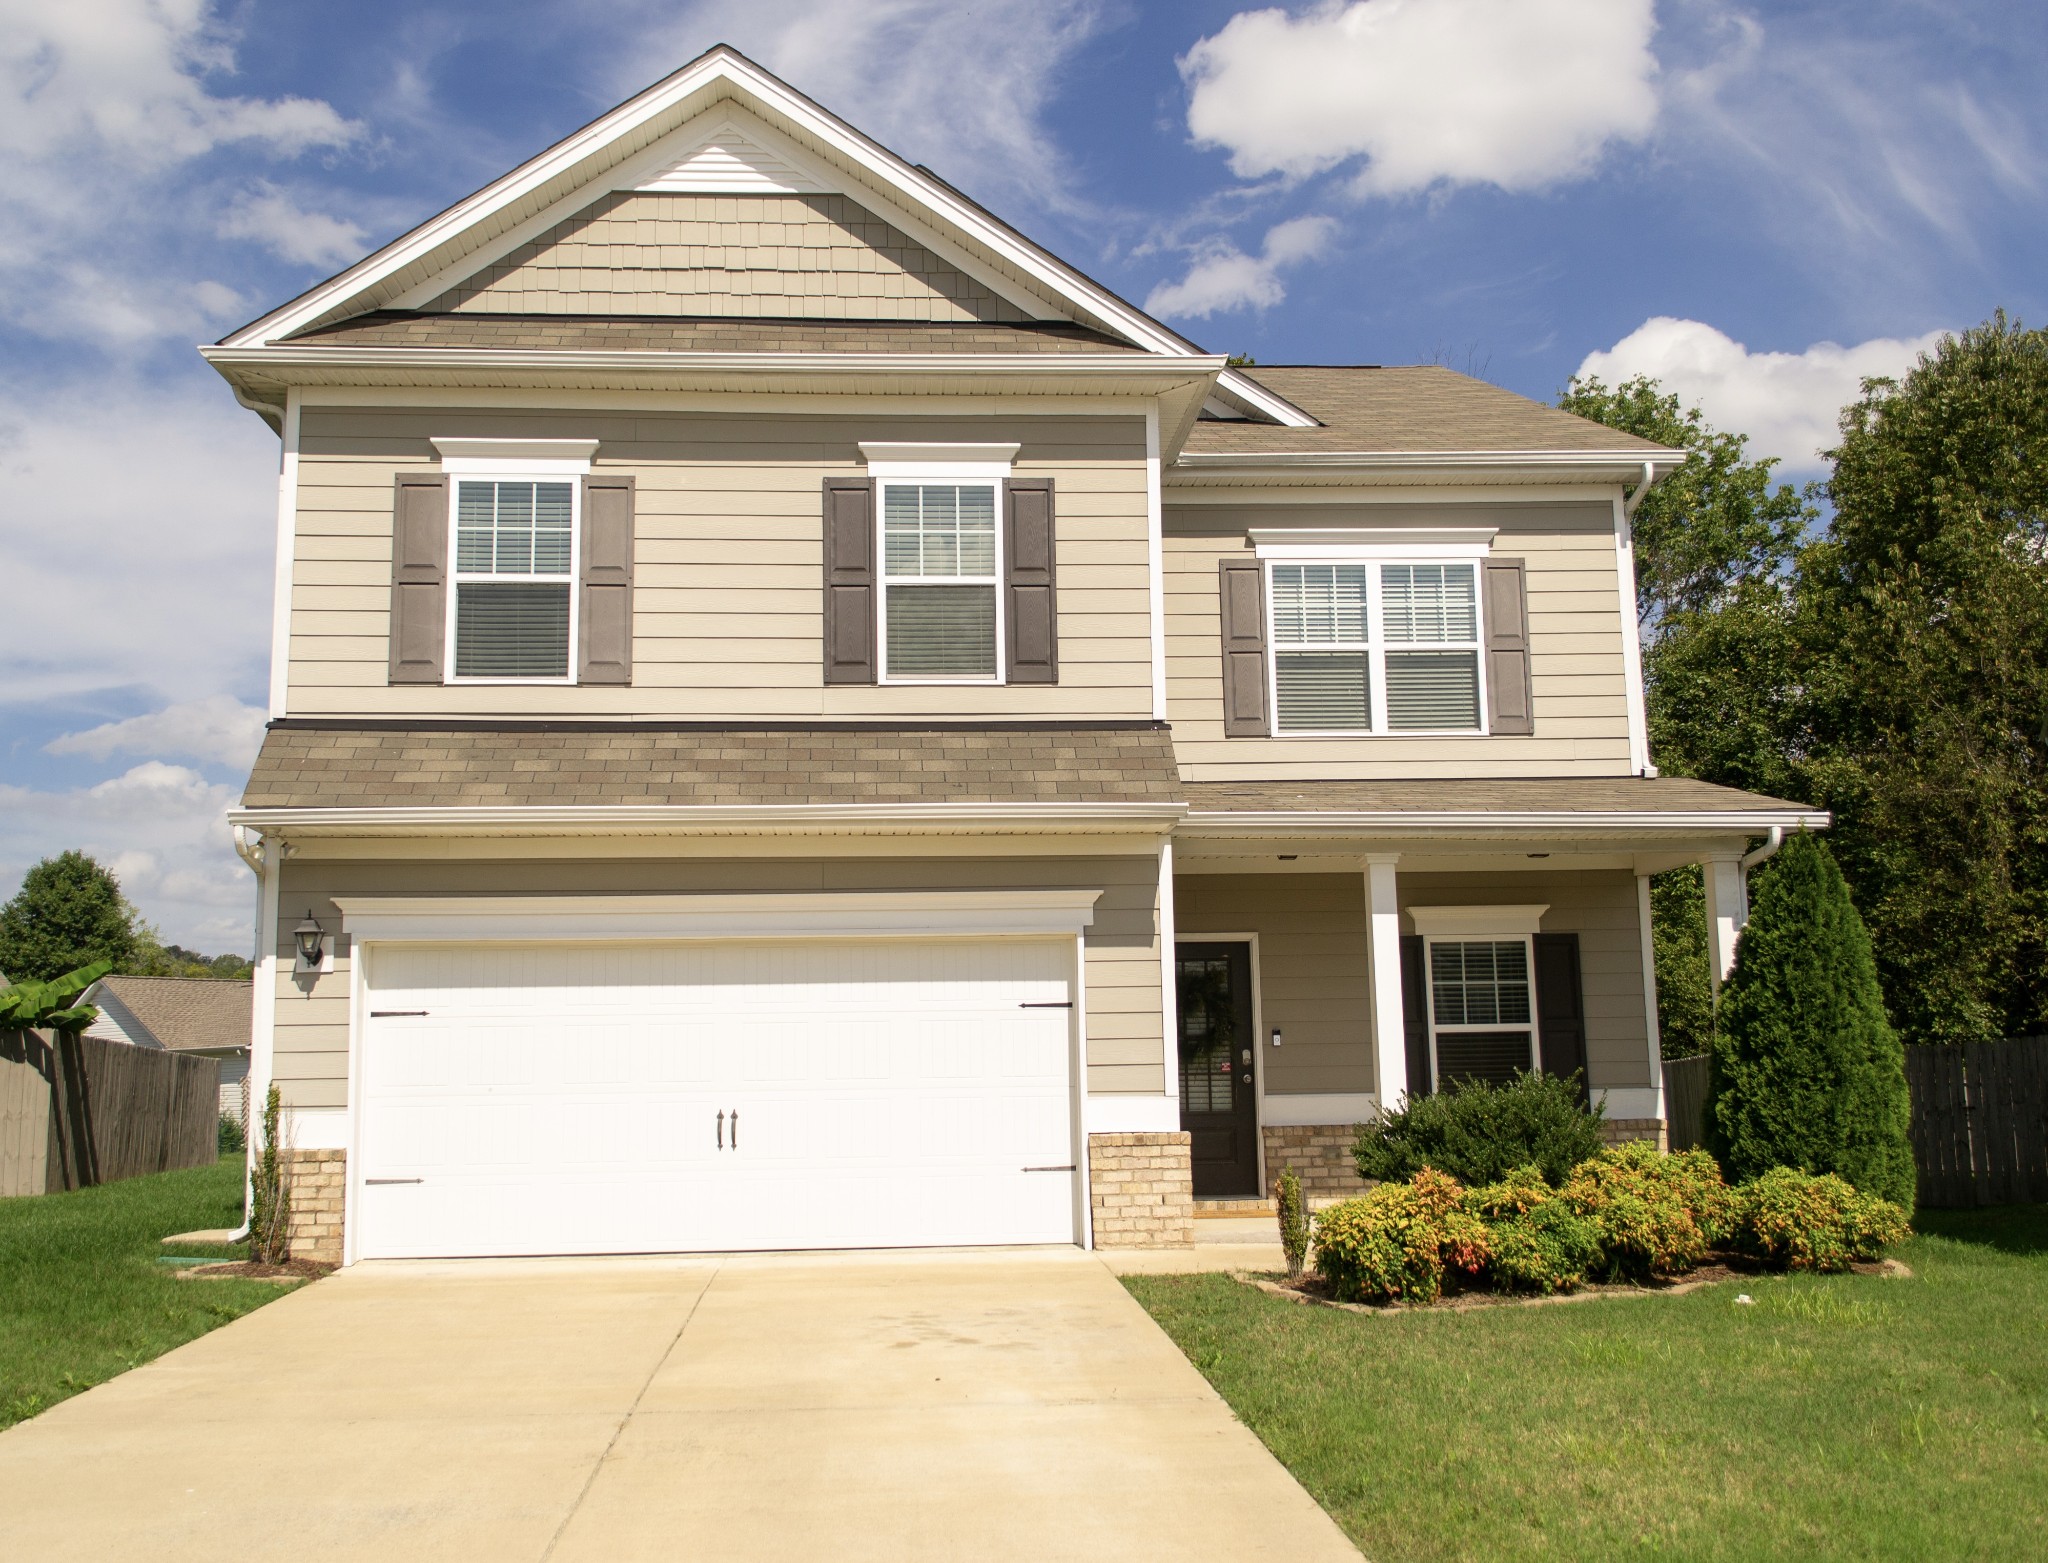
1176;942;1258;1196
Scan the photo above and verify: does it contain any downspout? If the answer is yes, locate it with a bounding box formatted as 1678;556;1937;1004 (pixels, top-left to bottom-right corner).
1622;460;1658;520
228;383;287;436
228;825;275;1243
1732;826;1785;929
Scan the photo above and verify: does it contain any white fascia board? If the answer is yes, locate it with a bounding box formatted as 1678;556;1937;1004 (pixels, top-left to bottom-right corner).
211;47;1312;428
1174;449;1687;476
1177;809;1830;837
228;802;1187;838
335;888;1103;943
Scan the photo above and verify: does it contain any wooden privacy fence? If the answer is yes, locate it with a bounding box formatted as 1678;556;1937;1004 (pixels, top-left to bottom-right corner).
0;1029;220;1197
1905;1038;2048;1208
1660;1040;2048;1208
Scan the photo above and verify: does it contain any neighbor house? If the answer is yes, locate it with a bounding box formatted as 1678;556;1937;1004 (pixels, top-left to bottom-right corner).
82;974;253;1126
208;46;1818;1266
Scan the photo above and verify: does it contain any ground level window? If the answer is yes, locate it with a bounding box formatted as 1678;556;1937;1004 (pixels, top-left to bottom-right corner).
1427;937;1535;1088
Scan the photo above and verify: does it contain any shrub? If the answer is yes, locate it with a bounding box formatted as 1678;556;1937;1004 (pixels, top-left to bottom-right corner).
1312;1168;1488;1304
248;1083;291;1265
217;1114;245;1155
1352;1072;1605;1188
1708;833;1916;1208
1274;1169;1309;1276
1461;1166;1602;1293
1561;1141;1733;1280
1736;1166;1913;1272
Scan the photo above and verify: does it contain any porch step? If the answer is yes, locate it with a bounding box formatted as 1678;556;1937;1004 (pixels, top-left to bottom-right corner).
1194;1194;1352;1219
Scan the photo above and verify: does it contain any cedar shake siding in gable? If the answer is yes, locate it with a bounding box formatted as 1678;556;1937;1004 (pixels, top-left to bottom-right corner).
288;407;1152;721
1163;500;1635;781
267;852;1168;1110
424;191;1031;322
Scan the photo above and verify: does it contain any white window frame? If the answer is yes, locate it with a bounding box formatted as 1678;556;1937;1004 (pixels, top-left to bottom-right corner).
1263;556;1490;738
871;462;1008;687
432;439;597;688
1408;905;1548;1092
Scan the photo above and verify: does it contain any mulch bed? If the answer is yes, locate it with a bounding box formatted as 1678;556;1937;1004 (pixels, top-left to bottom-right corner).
174;1258;335;1285
1240;1255;1910;1315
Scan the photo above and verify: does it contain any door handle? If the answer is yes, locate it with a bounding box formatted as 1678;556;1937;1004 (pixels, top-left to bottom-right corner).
717;1109;724;1150
730;1108;739;1150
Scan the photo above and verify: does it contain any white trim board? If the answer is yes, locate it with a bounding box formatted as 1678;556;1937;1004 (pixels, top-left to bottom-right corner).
1407;904;1549;937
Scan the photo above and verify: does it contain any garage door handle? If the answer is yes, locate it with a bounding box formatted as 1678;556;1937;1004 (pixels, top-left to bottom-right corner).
1021;1164;1075;1172
717;1109;724;1150
365;1178;423;1185
370;1010;428;1018
1019;1001;1073;1009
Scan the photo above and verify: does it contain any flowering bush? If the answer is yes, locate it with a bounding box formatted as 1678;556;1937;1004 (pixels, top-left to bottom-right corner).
1461;1166;1602;1293
1312;1168;1489;1304
1736;1166;1912;1272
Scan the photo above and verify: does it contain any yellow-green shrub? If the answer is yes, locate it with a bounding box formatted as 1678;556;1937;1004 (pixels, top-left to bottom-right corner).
1461;1166;1602;1293
1312;1168;1488;1304
1560;1141;1733;1280
1736;1166;1912;1271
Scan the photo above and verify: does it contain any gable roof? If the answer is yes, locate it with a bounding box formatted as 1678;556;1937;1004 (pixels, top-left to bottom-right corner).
215;44;1307;428
88;976;252;1054
283;312;1144;355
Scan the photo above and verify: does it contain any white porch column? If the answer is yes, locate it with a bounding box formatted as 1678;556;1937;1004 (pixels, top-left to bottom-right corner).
1364;853;1406;1113
1702;854;1747;993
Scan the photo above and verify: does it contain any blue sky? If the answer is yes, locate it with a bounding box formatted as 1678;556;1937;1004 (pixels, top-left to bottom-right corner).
1;0;2041;950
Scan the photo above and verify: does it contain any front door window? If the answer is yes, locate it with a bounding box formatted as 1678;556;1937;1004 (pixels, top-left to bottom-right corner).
1177;942;1257;1196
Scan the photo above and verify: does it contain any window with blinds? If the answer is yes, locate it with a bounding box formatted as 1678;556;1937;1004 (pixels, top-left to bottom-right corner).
1427;937;1535;1089
452;479;575;679
1269;559;1483;733
882;482;999;680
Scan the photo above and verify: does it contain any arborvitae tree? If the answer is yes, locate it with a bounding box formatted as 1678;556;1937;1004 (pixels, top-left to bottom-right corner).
0;851;139;982
1706;833;1915;1206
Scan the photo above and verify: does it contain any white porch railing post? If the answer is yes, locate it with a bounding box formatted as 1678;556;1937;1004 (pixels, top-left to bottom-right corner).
1365;853;1406;1114
1703;855;1747;993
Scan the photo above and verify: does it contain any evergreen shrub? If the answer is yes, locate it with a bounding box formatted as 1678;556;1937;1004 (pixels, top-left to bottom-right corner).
1352;1072;1605;1188
1312;1169;1488;1304
1560;1142;1733;1280
1736;1167;1912;1272
1460;1166;1602;1293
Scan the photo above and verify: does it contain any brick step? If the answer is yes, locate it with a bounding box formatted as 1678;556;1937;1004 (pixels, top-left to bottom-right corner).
1194;1193;1351;1218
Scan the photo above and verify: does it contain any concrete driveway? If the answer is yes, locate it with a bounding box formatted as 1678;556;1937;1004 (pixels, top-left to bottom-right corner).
0;1248;1360;1561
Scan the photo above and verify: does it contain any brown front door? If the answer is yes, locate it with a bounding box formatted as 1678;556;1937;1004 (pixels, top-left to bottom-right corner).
1177;942;1258;1196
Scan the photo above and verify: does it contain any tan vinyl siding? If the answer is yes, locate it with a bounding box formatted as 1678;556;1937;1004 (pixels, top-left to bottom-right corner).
267;852;1165;1109
1173;867;1653;1098
288;408;1153;719
1164;501;1635;779
425;191;1030;321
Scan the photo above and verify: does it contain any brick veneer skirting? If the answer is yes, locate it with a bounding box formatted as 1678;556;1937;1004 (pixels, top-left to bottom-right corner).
284;1148;346;1264
1599;1118;1669;1150
1260;1124;1362;1200
1088;1132;1193;1249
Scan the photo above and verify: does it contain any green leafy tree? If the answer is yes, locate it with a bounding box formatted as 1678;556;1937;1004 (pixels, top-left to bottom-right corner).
1707;834;1915;1206
0;852;140;982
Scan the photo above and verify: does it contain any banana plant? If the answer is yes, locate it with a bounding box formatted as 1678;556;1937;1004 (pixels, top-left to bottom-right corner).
0;959;114;1032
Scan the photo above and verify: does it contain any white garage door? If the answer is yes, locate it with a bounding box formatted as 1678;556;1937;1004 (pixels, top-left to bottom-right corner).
356;937;1078;1260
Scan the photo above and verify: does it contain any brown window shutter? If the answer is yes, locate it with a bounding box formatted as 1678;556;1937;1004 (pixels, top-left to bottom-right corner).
1401;934;1431;1100
1218;559;1270;737
1533;932;1589;1104
388;473;447;684
1483;557;1533;735
822;478;877;685
1003;477;1057;684
580;474;634;685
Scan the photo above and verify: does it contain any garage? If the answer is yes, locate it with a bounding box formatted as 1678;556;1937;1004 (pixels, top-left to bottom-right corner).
354;935;1081;1260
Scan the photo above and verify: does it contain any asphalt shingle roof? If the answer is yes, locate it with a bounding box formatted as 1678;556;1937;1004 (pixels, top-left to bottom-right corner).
1182;777;1817;814
282;311;1144;355
92;977;252;1054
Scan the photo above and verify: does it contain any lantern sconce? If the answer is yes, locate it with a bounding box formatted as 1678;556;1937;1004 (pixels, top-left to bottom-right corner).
293;910;328;974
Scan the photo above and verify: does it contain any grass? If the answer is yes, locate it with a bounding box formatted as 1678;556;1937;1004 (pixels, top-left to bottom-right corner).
1127;1205;2048;1562
0;1156;296;1430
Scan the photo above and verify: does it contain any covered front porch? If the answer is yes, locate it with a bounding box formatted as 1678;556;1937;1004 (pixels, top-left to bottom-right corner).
1165;776;1824;1200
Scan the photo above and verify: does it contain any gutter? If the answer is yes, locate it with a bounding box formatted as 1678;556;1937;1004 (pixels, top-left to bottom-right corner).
226;800;1190;836
1178;808;1829;837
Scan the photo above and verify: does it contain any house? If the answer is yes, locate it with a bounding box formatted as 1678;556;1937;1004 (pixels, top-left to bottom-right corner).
81;975;252;1124
208;46;1819;1267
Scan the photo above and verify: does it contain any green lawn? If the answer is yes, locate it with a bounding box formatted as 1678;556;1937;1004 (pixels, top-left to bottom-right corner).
1128;1206;2048;1562
1;1157;295;1430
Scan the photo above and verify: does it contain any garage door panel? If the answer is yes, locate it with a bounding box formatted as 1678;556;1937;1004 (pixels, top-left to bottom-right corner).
358;937;1077;1259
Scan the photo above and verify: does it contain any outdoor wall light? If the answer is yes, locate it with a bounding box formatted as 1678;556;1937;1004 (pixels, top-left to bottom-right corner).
293;911;326;972
1271;1027;1284;1048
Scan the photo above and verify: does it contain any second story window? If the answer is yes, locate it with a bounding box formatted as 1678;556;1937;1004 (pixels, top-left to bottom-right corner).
1270;560;1484;734
881;481;1000;682
452;479;576;680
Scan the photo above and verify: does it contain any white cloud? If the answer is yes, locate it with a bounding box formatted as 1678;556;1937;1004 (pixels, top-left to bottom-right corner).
1180;0;1659;196
218;185;369;268
606;0;1110;214
1577;317;1952;475
47;695;268;769
0;379;277;705
1145;215;1338;319
0;763;251;952
0;0;360;344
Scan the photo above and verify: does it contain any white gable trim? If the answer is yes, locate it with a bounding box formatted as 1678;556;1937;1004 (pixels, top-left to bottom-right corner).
628;115;827;193
217;46;1307;427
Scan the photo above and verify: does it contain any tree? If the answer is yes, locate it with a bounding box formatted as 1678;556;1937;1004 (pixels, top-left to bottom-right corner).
1706;833;1915;1206
0;852;139;982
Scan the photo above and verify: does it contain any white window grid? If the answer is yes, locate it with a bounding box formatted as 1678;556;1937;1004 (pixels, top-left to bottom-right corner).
877;477;1005;686
1423;933;1537;1091
445;475;581;685
1264;560;1490;736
